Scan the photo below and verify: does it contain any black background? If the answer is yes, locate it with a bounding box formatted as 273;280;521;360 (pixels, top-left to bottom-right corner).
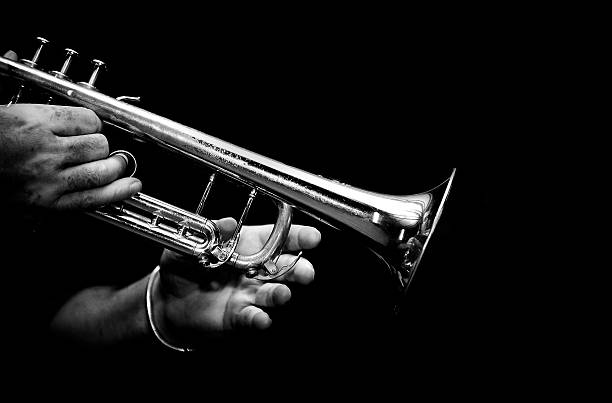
0;11;544;391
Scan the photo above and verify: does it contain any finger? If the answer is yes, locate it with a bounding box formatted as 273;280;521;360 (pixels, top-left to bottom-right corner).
274;254;315;285
234;306;271;330
3;50;18;60
254;283;292;307
255;225;321;251
214;217;238;241
59;133;109;166
283;226;322;251
53;177;142;210
25;105;102;136
59;154;129;192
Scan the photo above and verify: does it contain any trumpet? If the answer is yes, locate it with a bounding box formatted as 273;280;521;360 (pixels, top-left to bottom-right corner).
0;42;455;301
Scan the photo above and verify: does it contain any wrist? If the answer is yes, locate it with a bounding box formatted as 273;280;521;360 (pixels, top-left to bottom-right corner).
146;266;194;352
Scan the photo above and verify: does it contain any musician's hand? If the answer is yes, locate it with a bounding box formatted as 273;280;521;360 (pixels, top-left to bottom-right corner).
154;219;321;345
0;103;142;210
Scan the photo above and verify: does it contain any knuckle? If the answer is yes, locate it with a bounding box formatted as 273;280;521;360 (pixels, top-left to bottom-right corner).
24;186;44;206
79;164;105;188
29;155;58;177
63;138;81;156
22;163;41;179
22;121;47;138
91;164;107;185
80;193;95;208
25;183;58;208
0;108;27;130
93;133;109;155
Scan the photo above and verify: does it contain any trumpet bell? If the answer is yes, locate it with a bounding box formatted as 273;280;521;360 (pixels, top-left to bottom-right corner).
364;170;456;296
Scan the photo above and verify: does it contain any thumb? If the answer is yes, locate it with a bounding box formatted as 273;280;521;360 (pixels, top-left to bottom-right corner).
1;51;19;103
3;51;18;61
214;217;238;241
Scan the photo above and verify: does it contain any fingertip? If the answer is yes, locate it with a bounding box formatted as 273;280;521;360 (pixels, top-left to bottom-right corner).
274;286;292;305
294;260;315;284
128;178;142;195
253;311;272;330
215;217;238;239
312;228;322;244
89;109;103;132
301;227;322;248
302;263;316;284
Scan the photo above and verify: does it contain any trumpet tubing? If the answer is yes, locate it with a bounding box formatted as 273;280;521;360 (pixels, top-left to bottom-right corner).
1;52;455;298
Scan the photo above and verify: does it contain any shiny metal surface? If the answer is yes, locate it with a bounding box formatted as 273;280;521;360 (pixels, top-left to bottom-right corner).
1;55;455;293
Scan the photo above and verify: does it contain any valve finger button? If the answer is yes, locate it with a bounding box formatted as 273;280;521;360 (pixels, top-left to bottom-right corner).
21;37;50;68
78;59;106;91
50;48;78;80
109;150;137;177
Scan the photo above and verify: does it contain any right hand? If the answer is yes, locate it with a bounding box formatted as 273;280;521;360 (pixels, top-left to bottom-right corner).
0;103;142;210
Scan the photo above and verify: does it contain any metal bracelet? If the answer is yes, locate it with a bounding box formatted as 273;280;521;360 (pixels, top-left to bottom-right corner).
145;266;194;352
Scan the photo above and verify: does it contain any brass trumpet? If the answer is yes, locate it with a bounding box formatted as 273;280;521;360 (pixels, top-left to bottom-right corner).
0;46;455;301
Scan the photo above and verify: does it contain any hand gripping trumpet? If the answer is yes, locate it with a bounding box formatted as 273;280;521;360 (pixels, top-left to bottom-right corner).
0;43;455;302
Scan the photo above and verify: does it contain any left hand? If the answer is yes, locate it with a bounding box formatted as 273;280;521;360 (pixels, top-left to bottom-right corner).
153;218;321;346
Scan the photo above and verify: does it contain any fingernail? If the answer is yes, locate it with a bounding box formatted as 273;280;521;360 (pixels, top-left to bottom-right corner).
129;180;142;194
